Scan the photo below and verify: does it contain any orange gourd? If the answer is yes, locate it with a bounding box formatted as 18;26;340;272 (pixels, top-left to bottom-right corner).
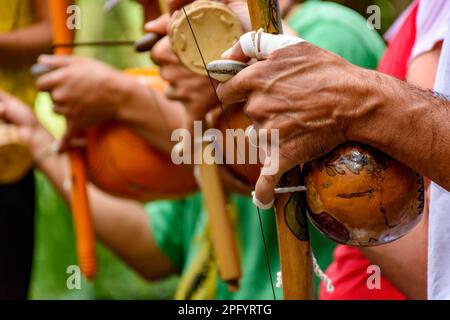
84;68;198;201
216;106;424;246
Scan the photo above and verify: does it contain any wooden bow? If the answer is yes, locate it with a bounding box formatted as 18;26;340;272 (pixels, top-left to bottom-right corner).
181;0;314;299
245;0;314;300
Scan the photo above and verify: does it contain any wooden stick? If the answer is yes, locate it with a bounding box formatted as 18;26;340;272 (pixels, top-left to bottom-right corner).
48;0;96;280
274;170;313;299
246;0;314;299
198;141;241;291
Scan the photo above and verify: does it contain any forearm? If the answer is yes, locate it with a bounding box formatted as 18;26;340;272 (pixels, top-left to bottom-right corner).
0;22;52;66
360;214;428;299
349;68;450;191
34;128;176;280
116;75;186;154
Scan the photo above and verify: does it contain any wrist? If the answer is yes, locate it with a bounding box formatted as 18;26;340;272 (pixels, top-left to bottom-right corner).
106;71;134;122
28;126;56;167
345;69;400;150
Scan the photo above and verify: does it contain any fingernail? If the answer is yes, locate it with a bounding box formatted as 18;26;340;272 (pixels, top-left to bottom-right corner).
38;55;52;63
144;21;156;31
221;48;233;59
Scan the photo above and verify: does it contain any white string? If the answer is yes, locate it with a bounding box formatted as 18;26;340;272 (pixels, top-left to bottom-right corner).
274;186;306;194
251;185;307;209
312;253;334;293
276;252;335;293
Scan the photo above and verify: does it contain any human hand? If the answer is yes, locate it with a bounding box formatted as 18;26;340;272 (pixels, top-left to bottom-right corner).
217;35;370;206
36;55;129;150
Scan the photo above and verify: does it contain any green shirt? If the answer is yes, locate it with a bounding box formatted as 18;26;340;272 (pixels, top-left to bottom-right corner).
30;0;172;300
148;193;281;300
148;0;386;300
288;0;386;69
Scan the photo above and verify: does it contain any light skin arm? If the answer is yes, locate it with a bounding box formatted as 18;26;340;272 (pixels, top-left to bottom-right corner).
38;148;178;281
359;44;442;300
35;55;185;154
0;91;178;281
0;0;53;66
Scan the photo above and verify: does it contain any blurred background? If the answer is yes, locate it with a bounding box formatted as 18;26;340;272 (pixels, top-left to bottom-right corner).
29;0;413;300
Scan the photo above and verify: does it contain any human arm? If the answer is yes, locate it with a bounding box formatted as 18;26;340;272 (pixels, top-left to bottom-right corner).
217;39;450;205
0;0;53;66
35;55;185;154
357;44;442;300
0;90;178;281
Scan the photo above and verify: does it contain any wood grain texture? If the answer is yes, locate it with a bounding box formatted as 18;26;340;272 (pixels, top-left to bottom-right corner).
247;0;314;300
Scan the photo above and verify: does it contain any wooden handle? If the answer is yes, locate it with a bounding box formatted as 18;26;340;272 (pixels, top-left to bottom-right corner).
274;169;313;299
69;150;96;279
48;0;96;279
246;0;314;299
199;142;241;291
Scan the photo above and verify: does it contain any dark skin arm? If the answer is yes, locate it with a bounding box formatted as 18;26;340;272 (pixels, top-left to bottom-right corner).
0;0;52;66
217;42;450;204
359;44;442;300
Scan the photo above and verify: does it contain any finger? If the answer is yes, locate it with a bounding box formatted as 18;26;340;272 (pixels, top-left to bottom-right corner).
159;63;186;83
222;40;250;63
167;0;193;12
36;68;66;92
53;104;74;117
0;90;13;101
0;96;36;126
164;85;180;100
151;36;179;66
37;54;75;68
254;156;293;209
144;14;170;35
216;66;257;104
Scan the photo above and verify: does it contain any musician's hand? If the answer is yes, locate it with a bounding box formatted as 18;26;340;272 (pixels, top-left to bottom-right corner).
36;55;129;150
147;17;217;131
222;0;252;32
217;41;369;206
166;0;252;32
0;90;48;158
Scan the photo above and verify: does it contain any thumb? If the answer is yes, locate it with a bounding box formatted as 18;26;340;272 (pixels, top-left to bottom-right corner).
222;41;251;63
37;54;75;69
